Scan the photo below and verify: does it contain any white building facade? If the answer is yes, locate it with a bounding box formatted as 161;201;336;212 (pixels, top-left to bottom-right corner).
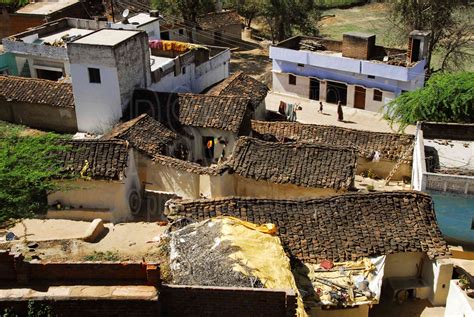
270;31;430;113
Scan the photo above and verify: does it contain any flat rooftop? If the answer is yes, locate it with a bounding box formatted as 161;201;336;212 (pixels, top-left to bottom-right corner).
72;29;140;46
16;0;79;15
29;28;95;45
117;13;159;27
424;138;474;175
150;55;173;72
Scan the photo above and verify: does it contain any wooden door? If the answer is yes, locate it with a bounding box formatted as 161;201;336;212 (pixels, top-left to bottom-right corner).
354;86;366;109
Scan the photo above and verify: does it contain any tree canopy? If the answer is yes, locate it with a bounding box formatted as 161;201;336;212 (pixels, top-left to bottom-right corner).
388;0;473;72
386;72;474;131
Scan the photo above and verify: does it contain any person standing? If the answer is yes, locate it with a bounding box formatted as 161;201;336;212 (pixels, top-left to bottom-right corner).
337;101;344;122
318;101;323;113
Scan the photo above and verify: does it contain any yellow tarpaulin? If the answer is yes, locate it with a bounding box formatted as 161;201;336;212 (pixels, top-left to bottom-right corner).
214;216;307;317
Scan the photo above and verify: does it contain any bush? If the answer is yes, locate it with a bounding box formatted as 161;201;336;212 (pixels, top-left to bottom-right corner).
386;72;474;131
0;122;67;224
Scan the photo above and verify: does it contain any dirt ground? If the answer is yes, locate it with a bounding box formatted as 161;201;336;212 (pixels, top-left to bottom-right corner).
2;219;168;262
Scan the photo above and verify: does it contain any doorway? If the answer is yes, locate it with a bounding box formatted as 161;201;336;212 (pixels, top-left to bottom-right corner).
326;81;347;105
309;78;320;101
354;86;366;109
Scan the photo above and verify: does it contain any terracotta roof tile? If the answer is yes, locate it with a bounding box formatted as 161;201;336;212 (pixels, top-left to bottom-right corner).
152;154;226;175
177;94;251;133
197;10;241;30
252;120;414;162
102;114;177;157
207;71;269;110
57;140;129;181
227;137;356;190
166;191;450;263
0;76;74;108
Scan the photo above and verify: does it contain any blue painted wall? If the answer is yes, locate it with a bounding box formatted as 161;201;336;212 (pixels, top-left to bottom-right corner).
0;52;18;75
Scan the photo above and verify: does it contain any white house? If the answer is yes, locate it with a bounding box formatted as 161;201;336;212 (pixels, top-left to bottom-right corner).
67;29;151;133
47;139;142;223
270;31;430;113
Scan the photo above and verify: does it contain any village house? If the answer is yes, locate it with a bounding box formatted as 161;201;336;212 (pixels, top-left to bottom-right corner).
270;31;430;112
165;191;452;317
251;120;414;180
0;0;92;40
47;139;142;222
207;71;269;120
2;16;231;133
0;75;76;132
195;10;242;46
159;9;242;47
129;90;253;165
224;137;357;198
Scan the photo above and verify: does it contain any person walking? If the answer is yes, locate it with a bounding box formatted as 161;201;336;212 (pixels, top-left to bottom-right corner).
337;101;344;122
318;101;323;113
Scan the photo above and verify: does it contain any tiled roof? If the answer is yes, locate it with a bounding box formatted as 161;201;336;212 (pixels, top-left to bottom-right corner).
102;114;177;157
207;71;269;111
197;10;241;30
57;140;129;181
166;191;450;263
251;120;414;162
227;137;356;190
177;94;251;133
0;76;74;108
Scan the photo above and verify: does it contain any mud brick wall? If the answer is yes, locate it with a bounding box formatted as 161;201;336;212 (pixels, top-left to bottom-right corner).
160;284;297;317
0;251;160;285
0;299;160;317
342;33;376;60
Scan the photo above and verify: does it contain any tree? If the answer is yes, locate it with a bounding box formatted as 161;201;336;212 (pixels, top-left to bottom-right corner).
262;0;320;43
386;72;474;131
388;0;473;72
227;0;263;28
152;0;215;23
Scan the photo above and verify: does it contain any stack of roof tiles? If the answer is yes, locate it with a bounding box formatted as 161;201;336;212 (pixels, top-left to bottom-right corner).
0;76;74;108
177;94;250;133
166;191;449;263
207;71;269;111
251;120;414;162
227;137;356;190
102;114;177;157
57;140;129;181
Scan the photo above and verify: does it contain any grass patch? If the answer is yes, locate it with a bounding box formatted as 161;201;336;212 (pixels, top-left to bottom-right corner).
83;251;121;262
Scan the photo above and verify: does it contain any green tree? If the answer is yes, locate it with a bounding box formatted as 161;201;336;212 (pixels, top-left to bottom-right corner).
262;0;320;42
388;0;473;71
0;123;67;224
386;72;474;131
152;0;215;23
227;0;263;28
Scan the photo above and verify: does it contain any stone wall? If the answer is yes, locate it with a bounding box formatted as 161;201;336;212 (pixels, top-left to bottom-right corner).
160;284;297;317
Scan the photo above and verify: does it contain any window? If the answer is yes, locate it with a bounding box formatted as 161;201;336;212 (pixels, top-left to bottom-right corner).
297;63;304;67
88;68;101;83
373;89;383;102
182;67;186;75
368;75;375;79
289;74;296;85
179;29;184;35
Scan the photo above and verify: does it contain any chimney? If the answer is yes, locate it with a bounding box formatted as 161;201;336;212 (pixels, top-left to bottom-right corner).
342;32;376;60
407;30;431;63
